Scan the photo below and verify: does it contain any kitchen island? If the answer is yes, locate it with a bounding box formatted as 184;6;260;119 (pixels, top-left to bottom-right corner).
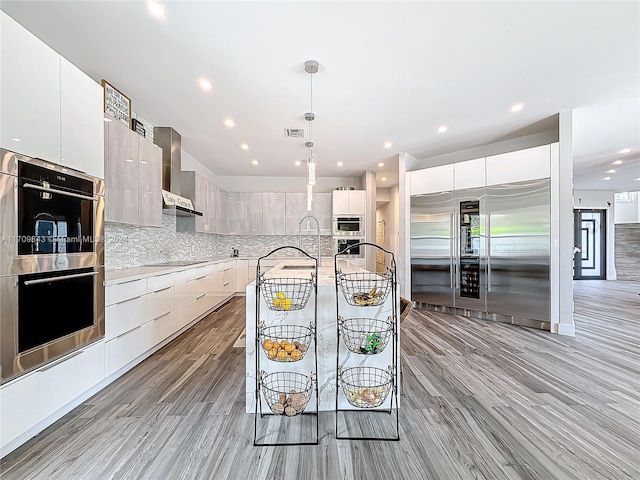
245;258;399;413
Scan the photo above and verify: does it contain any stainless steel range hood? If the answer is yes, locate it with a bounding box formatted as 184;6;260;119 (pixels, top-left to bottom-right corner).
154;127;203;217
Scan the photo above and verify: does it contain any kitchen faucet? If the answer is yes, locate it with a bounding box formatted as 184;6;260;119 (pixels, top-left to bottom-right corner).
298;215;321;265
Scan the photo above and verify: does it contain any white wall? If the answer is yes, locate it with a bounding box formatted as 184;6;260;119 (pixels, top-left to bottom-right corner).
614;191;640;223
574;190;617;280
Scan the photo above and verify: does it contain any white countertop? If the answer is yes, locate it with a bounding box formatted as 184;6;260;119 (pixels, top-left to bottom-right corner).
250;258;368;287
104;257;234;285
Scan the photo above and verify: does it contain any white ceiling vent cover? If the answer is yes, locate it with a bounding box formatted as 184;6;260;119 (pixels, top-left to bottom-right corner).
284;128;305;137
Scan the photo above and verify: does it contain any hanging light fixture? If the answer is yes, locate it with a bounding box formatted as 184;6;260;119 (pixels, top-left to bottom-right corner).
304;60;318;210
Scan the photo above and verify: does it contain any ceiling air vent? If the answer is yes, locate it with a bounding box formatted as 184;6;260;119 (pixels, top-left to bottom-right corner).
284;128;304;138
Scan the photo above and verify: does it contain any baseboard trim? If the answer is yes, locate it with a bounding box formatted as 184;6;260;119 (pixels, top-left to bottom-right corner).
557;323;576;337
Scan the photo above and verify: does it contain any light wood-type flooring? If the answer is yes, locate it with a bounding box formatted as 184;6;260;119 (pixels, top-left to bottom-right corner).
1;280;639;479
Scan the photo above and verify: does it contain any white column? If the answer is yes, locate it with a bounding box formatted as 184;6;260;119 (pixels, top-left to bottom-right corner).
551;110;576;336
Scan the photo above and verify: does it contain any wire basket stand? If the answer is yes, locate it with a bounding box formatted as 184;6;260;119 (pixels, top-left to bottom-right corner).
334;242;400;441
254;246;319;446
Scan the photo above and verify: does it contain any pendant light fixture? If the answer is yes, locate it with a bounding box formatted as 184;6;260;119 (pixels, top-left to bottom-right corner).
304;60;318;211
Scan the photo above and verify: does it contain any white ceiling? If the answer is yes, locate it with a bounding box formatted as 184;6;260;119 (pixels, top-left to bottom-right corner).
2;1;639;191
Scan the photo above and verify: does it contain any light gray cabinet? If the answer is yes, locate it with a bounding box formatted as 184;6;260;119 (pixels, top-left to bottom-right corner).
137;137;162;227
227;192;239;235
180;172;214;233
238;192;263;235
313;193;332;234
215;188;227;234
285;193;307;235
104;115;138;225
262;192;286;235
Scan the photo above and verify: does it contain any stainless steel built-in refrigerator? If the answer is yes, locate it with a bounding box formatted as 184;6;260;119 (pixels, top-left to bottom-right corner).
410;178;550;329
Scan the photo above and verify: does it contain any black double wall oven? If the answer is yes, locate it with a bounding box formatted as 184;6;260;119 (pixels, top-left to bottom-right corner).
0;149;105;383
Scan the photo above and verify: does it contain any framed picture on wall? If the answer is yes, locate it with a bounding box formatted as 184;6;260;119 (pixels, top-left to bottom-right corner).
101;79;131;127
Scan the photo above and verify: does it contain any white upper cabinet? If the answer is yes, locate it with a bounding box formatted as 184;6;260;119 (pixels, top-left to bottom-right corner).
454;158;485;190
262;192;286;235
137;136;162;227
410;164;454;195
332;190;366;215
1;12;61;161
285;193;307;236
313;193;333;234
238;192;263;235
60;58;104;178
486;145;551;185
215;188;228;235
227;192;239;235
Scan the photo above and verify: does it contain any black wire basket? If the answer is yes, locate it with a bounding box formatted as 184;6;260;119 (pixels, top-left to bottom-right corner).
260;371;314;416
259;323;314;362
259;275;314;311
336;270;393;307
338;316;393;355
339;366;393;408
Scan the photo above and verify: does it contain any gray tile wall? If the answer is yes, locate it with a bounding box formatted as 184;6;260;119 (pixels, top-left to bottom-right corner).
105;215;335;270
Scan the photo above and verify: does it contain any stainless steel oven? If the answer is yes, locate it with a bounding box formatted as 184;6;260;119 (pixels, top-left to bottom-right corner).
0;149;105;383
335;238;365;258
333;216;364;236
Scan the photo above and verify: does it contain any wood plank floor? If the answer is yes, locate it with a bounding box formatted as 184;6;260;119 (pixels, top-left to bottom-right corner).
1;280;639;479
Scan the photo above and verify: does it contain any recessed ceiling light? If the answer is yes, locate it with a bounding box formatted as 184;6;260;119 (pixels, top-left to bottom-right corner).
251;159;259;165
146;2;166;17
602;176;611;181
103;117;112;123
11;138;21;142
381;177;388;182
438;125;448;133
618;148;631;154
384;142;392;149
294;160;301;166
606;169;616;173
223;118;235;127
337;161;344;167
140;160;148;164
378;162;384;167
509;103;524;113
125;159;133;163
612;160;623;165
198;79;212;91
240;143;249;150
636;177;640;181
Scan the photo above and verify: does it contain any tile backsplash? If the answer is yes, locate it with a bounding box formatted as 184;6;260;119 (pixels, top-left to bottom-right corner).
105;214;335;270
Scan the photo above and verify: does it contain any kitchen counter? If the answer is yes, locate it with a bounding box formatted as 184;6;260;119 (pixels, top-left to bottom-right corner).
245;258;400;413
104;257;234;285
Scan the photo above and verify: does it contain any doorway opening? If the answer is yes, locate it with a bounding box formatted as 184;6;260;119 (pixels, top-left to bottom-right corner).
574;209;606;280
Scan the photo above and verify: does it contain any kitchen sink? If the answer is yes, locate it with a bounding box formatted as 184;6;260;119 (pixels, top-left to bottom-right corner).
281;264;315;270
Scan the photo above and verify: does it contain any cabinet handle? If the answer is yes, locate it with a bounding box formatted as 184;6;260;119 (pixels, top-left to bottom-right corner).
115;294;144;305
152;310;173;321
195;293;207;300
23;182;96;202
115;325;142;339
152;286;172;294
187;275;207;283
223;282;231;286
37;349;84;371
487;211;491;293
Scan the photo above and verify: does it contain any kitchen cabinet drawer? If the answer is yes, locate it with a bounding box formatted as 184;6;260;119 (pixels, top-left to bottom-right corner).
0;341;105;449
183;264;214;283
147;310;175;349
147;285;174;321
105;278;146;306
105;294;147;340
105;323;148;377
146;273;175;293
223;266;236;292
206;271;223;292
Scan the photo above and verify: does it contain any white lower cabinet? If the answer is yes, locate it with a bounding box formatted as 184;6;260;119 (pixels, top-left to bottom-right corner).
147;310;176;349
105;323;148;377
105;295;147;340
236;259;249;292
0;340;105;450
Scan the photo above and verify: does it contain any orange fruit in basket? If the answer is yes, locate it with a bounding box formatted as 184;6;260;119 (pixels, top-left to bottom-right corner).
267;348;278;360
262;339;272;350
277;349;289;361
279;339;289;349
284;343;294;353
290;349;302;361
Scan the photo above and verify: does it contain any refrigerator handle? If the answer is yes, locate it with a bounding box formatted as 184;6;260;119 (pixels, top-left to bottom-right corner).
454;212;459;290
487;211;491;293
450;213;454;288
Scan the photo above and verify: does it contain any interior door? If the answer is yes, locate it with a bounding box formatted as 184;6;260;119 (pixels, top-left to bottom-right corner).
573;209;606;280
410;191;454;307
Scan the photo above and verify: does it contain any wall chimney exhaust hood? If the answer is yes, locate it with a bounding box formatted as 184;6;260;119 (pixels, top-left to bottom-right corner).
154;126;203;217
